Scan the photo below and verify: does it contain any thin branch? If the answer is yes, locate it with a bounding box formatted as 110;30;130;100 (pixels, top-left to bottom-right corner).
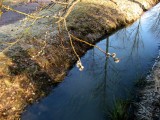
63;19;80;61
2;5;41;19
2;5;62;20
70;34;108;55
56;0;80;23
52;0;69;5
70;34;120;63
0;39;21;53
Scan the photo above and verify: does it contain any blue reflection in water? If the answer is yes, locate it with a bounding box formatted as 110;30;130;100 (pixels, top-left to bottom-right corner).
22;3;160;120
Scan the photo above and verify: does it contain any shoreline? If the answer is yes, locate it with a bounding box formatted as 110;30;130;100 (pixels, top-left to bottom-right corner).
135;51;160;119
0;0;159;119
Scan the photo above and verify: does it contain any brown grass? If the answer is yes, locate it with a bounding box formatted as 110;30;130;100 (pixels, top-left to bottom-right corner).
0;0;159;120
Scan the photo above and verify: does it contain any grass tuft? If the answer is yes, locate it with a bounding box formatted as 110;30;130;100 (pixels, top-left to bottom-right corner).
107;99;132;120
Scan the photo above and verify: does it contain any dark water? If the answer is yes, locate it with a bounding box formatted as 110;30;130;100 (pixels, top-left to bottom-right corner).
22;3;160;120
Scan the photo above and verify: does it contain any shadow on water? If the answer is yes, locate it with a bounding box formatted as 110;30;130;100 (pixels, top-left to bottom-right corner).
21;3;160;120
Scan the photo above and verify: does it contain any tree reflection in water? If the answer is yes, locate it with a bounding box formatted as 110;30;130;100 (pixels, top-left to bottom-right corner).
150;9;160;38
21;4;160;120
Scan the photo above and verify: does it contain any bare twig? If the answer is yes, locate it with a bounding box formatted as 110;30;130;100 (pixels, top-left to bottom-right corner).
52;0;69;5
70;34;108;55
63;19;80;61
70;34;120;63
56;0;80;23
0;39;21;53
2;5;41;19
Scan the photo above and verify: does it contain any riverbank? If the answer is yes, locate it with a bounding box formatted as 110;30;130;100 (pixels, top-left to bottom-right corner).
135;53;160;119
0;0;159;119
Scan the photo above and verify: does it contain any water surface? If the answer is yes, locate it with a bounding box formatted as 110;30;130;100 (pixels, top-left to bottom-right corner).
22;3;160;120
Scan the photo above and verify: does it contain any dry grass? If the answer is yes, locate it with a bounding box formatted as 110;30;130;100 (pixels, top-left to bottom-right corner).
0;0;158;120
3;0;28;6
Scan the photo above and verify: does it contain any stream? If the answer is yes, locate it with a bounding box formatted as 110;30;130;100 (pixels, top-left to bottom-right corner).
22;3;160;120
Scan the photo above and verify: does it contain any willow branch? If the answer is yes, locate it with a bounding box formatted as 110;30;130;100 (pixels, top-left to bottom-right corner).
56;0;80;23
70;34;108;55
70;34;120;63
63;19;80;61
2;5;41;19
52;1;69;5
0;39;21;53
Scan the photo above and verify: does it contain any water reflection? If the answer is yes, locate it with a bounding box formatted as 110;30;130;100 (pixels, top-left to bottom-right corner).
150;8;160;38
22;3;160;120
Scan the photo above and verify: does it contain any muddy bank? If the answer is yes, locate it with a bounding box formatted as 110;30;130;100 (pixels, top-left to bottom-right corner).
0;0;159;119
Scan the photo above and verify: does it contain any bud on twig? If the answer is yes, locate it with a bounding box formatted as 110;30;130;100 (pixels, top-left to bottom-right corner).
76;60;84;71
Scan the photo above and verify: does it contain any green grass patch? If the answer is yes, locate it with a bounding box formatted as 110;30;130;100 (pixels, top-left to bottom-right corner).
107;99;132;120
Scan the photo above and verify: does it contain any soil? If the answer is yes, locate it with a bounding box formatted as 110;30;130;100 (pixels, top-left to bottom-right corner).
0;0;159;120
